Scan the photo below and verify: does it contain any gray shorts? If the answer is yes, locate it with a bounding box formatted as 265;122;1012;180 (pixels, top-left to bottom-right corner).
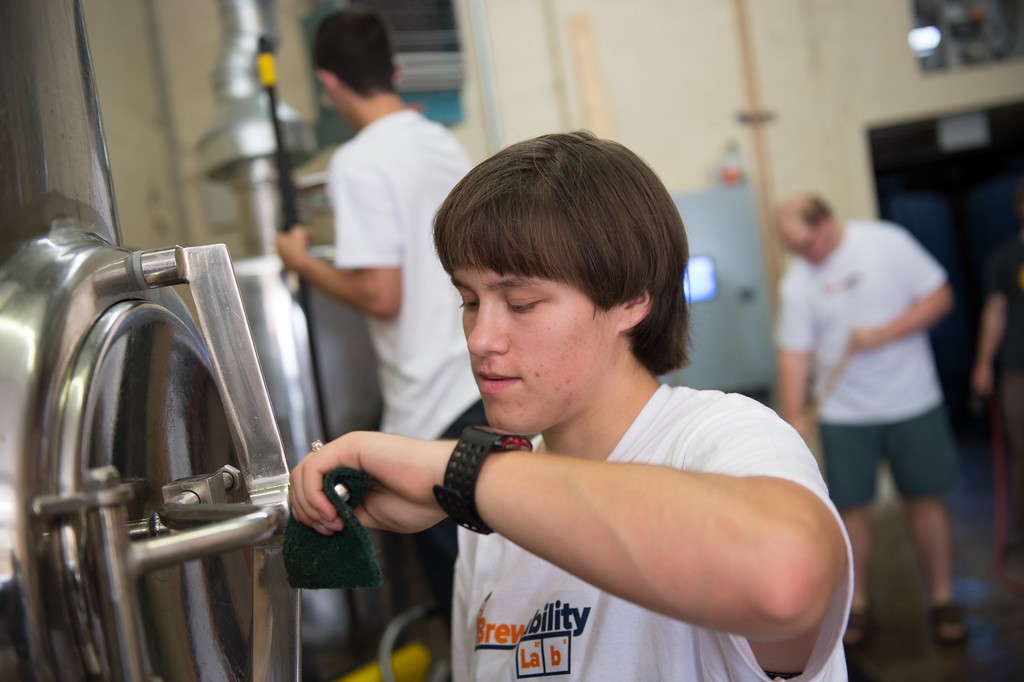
819;405;959;510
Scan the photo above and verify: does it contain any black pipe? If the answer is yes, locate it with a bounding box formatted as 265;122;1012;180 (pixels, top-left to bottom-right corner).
256;35;332;444
257;36;301;227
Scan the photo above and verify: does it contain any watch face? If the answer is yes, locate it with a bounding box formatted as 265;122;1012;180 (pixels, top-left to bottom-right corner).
495;435;532;452
463;426;533;453
435;428;534;535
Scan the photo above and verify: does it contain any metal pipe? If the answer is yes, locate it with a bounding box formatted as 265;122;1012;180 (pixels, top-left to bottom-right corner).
89;499;152;680
467;0;504;154
158;502;276;529
213;0;279;101
198;0;315;191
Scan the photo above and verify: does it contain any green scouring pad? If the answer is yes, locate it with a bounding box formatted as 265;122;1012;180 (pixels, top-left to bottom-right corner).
283;466;383;589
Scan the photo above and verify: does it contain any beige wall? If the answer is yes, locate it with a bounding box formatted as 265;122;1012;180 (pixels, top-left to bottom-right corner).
85;0;1024;275
756;0;1024;218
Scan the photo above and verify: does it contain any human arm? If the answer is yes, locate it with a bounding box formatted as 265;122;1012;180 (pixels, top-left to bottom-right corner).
275;225;402;319
474;451;846;660
848;282;953;352
775;272;819;440
290;430;847;671
971;292;1007;397
776;348;814;440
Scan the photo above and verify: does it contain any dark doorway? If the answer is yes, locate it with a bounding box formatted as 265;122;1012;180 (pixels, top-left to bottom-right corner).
869;100;1024;429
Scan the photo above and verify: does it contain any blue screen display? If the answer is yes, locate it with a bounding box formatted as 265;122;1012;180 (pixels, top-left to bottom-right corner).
683;255;717;303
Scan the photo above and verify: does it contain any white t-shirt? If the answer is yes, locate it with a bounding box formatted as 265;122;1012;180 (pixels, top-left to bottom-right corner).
452;385;853;681
326;109;479;438
776;220;947;424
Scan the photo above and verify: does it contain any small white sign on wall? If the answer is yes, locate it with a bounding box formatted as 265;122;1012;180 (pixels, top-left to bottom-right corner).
937;111;990;152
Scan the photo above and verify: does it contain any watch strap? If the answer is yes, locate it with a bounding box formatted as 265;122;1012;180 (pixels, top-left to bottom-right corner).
433;426;532;534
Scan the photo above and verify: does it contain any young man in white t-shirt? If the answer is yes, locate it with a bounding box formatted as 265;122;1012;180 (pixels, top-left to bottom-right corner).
774;193;965;648
290;132;853;680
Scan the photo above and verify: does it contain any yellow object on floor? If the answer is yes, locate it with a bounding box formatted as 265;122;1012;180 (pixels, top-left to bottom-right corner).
332;642;432;682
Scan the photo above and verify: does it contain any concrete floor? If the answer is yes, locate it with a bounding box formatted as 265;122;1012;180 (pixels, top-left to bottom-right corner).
845;428;1024;682
303;530;453;681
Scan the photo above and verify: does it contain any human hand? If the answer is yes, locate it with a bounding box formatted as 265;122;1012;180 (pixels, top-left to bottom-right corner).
848;326;890;353
275;225;313;271
788;415;816;442
970;364;993;398
288;431;452;535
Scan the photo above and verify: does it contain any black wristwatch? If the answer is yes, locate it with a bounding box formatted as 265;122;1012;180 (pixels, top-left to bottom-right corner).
433;426;533;534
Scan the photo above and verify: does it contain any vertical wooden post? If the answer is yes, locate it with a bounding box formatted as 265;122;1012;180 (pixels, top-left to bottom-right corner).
568;13;616;139
732;0;783;313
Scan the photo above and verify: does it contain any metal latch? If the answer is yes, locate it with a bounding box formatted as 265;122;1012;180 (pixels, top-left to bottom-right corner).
34;465;285;681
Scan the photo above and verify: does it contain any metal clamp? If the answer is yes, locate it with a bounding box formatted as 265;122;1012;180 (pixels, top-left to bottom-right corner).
34;465;288;681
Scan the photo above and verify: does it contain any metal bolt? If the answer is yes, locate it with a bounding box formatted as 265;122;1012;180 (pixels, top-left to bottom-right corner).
310;440;349;502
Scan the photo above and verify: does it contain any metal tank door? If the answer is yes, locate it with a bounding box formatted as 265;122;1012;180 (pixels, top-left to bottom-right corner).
12;238;298;681
70;301;260;680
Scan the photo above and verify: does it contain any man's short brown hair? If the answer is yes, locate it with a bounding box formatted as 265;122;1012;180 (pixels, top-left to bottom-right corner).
798;194;834;229
314;7;395;96
434;131;690;375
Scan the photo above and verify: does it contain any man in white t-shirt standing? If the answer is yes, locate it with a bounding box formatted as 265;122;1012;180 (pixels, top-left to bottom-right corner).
276;6;482;620
774;193;965;648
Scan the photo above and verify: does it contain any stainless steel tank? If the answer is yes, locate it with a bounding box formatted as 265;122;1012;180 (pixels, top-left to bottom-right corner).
0;1;299;679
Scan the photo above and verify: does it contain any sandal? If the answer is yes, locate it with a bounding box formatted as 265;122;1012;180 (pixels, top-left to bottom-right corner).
930;603;967;645
843;608;871;648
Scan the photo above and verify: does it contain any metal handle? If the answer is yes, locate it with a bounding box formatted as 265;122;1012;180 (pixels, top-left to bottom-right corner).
132;506;284;575
158;501;273;529
126;244;290;497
